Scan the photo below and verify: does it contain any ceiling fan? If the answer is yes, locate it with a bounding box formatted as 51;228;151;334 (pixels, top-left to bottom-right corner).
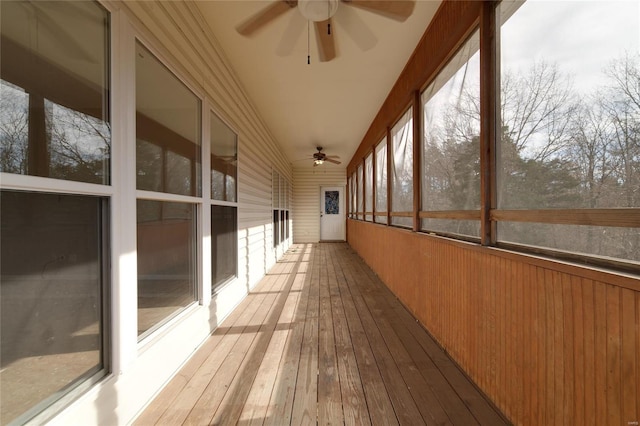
311;146;341;166
236;0;416;62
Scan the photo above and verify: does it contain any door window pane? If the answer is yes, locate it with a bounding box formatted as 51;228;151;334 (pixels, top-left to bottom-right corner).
212;205;237;290
0;1;110;184
325;190;340;215
137;200;197;337
1;190;107;424
210;112;237;202
136;43;201;196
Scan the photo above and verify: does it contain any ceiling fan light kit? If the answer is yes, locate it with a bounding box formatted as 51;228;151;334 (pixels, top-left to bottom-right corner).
312;146;341;166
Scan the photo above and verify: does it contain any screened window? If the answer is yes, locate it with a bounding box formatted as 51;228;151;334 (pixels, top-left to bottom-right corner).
210;112;237;202
391;108;413;227
210;110;238;291
272;170;290;248
0;1;110;423
136;42;201;197
1;191;108;425
499;1;640;263
350;171;357;219
421;30;480;238
0;1;110;184
212;205;237;289
137;200;197;336
365;152;373;221
375;140;387;224
357;163;364;220
136;41;200;337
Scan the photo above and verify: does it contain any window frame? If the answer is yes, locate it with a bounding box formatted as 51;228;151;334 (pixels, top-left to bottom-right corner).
0;0;114;422
207;107;239;294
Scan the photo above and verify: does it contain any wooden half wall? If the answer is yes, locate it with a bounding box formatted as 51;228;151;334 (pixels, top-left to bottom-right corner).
347;219;640;425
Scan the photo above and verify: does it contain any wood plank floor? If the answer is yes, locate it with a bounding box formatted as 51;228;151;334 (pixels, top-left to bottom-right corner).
134;243;509;426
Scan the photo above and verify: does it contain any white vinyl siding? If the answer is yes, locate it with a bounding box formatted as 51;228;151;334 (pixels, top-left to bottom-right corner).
293;167;347;243
48;2;292;425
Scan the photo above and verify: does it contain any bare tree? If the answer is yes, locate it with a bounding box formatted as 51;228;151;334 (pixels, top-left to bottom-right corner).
602;53;640;208
501;60;577;161
0;82;29;174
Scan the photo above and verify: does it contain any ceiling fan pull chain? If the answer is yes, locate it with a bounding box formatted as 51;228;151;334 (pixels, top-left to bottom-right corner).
327;1;331;35
307;21;311;64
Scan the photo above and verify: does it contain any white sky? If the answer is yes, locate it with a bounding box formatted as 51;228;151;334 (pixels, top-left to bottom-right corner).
501;0;640;94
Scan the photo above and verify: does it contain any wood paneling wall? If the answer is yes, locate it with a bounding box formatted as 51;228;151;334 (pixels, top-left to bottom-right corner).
348;219;640;426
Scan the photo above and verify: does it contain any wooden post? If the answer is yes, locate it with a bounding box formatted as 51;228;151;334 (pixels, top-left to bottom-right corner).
386;126;392;226
412;91;421;232
480;1;498;246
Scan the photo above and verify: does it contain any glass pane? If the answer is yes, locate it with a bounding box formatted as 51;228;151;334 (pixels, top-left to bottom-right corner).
136;139;162;192
1;190;106;424
356;164;364;219
499;1;640;210
499;222;640;264
375;140;387;222
136;43;201;196
498;1;640;261
421;218;480;239
0;1;110;184
325;190;340;215
210;112;237;202
420;31;480;237
350;172;357;218
166;150;194;196
280;210;285;242
391;108;413;227
137;200;196;337
212;205;237;290
273;209;280;247
365;153;373;221
421;31;480;212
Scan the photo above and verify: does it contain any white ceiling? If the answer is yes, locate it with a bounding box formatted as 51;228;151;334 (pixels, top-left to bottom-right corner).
196;0;441;169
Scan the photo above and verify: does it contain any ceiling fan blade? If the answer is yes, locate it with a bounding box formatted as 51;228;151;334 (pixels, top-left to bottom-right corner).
334;5;377;52
314;19;336;62
236;1;297;36
343;0;415;22
275;10;306;57
325;158;342;165
326;155;341;159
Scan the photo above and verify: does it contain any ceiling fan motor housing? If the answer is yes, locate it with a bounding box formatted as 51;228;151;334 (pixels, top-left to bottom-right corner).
298;0;339;22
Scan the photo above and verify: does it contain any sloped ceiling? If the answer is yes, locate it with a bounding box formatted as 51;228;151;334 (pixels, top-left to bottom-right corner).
196;0;440;169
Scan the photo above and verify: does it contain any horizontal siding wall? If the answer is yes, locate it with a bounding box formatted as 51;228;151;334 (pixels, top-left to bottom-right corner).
293;167;346;243
348;219;640;426
121;1;293;286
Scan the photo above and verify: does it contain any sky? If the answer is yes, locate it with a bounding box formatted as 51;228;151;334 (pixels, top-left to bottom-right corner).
501;0;640;94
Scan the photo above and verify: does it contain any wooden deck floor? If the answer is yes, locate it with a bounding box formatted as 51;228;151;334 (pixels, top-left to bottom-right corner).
135;243;509;426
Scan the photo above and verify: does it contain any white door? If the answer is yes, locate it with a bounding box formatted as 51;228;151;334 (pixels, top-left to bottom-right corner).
320;186;345;241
